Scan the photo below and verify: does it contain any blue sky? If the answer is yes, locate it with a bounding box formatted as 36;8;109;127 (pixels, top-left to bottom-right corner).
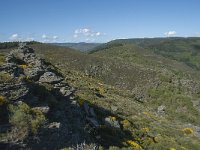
0;0;200;43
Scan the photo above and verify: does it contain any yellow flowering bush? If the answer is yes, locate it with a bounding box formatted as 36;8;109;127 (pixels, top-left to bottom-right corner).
18;64;28;69
127;140;143;150
182;128;194;135
169;148;176;150
121;119;131;129
111;116;116;121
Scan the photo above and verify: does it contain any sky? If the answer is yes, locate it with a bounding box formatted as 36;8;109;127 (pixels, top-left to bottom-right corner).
0;0;200;43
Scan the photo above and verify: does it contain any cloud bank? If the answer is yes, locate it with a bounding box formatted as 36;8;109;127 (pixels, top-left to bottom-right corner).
73;28;105;42
164;31;177;37
9;33;20;41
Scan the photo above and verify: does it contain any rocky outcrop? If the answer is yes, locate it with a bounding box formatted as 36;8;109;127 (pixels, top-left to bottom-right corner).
0;82;29;101
5;44;48;80
0;44;72;101
0;44;98;150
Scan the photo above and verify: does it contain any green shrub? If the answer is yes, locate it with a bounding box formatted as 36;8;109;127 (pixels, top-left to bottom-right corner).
159;74;172;82
0;96;7;106
8;102;46;140
30;108;46;134
0;71;12;83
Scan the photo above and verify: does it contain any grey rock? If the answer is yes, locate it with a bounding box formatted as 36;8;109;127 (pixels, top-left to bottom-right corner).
104;117;120;129
69;96;75;100
71;100;77;105
157;105;166;114
24;67;45;80
54;82;66;88
59;86;73;97
48;122;61;129
111;105;118;112
39;72;63;84
0;82;29;101
0;63;23;77
33;106;50;114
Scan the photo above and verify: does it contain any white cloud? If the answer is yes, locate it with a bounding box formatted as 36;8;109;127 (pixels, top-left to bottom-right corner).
81;28;90;33
6;33;61;43
164;31;177;37
73;28;105;42
11;34;18;38
9;33;20;41
53;35;58;39
74;28;92;37
9;33;36;42
41;34;59;43
96;32;101;36
42;34;47;39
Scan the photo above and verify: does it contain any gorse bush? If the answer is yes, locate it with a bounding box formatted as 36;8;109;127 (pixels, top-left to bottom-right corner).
182;128;194;135
121;119;131;130
18;64;29;69
127;140;143;150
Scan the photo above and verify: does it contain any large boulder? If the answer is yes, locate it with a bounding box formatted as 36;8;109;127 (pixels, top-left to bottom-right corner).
39;72;63;84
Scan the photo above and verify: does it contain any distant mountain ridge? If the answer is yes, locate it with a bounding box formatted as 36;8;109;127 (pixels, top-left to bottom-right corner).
50;42;102;52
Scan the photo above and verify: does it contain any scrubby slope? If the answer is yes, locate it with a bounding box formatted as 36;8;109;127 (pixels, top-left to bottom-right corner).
91;37;200;70
29;42;200;149
1;40;200;149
